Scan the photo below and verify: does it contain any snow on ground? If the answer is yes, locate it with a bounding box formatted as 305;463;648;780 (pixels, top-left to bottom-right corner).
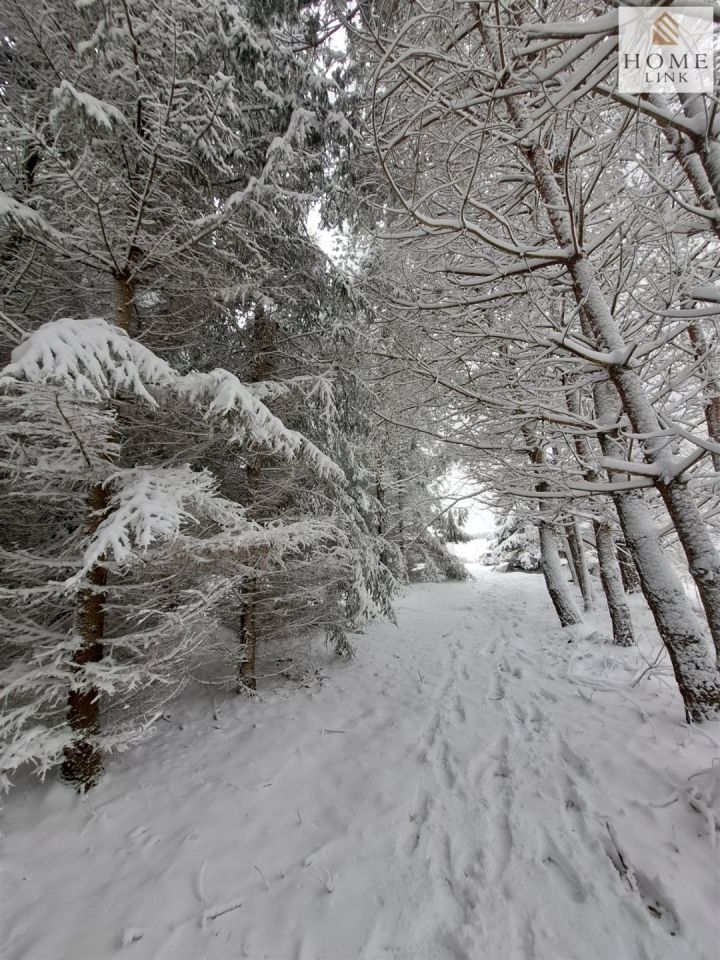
2;567;720;960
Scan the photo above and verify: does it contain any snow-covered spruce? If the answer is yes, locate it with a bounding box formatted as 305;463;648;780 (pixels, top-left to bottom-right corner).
0;314;387;788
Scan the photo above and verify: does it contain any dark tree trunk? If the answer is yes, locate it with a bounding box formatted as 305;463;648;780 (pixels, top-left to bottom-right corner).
616;539;641;595
61;275;137;788
60;482;108;789
238;303;276;692
238;573;258;693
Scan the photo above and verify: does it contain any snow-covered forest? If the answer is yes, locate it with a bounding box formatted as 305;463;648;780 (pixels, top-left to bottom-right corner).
1;2;719;958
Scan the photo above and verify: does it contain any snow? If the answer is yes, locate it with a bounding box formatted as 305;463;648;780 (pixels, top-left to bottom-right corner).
1;318;343;480
49;80;124;130
0;317;175;404
3;567;719;960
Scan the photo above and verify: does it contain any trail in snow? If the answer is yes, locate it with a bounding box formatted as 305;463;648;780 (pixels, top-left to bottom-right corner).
2;567;719;960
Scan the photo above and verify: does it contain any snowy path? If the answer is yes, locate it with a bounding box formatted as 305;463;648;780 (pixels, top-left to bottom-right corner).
3;568;719;960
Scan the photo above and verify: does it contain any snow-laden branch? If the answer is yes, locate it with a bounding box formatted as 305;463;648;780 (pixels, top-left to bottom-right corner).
177;370;343;478
0;192;65;245
49;79;125;130
0;317;175;404
1;317;344;479
546;332;631;367
67;465;337;584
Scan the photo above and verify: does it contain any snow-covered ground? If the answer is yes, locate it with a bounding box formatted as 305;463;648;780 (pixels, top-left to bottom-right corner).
3;566;719;960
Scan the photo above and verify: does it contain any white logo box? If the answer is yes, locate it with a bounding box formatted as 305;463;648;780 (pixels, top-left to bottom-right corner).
618;5;714;93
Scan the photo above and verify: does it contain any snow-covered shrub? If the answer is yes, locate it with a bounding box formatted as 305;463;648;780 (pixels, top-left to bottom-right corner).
406;530;470;582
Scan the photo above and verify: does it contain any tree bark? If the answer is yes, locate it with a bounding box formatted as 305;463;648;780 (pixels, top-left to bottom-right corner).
539;521;582;628
594;379;720;720
238;302;276;692
567;520;593;612
616;539;641;595
561;527;579;586
115;271;138;337
60;482;108;788
61;274;137;787
678;93;720;211
594;521;634;647
644;97;720;473
525;432;582;628
238;571;258;692
565;379;632;643
687;319;720;472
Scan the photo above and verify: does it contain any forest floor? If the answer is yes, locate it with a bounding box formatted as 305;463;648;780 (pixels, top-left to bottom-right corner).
3;562;720;960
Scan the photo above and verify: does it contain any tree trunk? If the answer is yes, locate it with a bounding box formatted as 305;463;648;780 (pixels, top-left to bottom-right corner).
238;573;258;693
376;456;386;538
61;274;137;788
565;378;632;643
238;302;276;692
525;432;582;628
561;527;579;586
396;470;406;561
115;271;138;337
60;482;108;789
594;521;634;647
505;92;720;664
645;99;720;473
594;379;720;719
617;539;641;595
687;319;720;472
678;93;720;211
539;522;582;628
567;520;593;612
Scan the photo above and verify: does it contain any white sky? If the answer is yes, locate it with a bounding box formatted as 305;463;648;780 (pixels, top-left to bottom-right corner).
439;466;496;537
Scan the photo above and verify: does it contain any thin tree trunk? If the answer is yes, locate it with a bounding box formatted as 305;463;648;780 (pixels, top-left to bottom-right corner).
525;432;581;628
396;469;406;561
561;527;579;586
238;574;258;692
594;521;634;647
61;274;136;787
238;302;275;692
687;319;720;472
60;481;108;788
567;520;593;612
376;466;386;537
539;522;582;627
565;377;632;643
